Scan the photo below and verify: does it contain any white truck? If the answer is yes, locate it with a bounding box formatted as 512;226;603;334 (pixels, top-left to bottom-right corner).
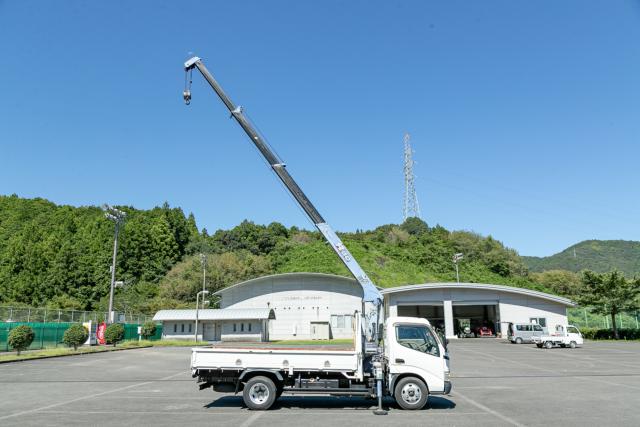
191;313;450;410
183;56;452;413
532;325;584;349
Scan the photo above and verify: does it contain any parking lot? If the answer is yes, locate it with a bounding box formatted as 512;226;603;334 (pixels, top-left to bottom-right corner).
1;339;639;426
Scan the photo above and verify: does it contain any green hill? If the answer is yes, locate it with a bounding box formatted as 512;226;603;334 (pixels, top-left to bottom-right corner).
523;240;640;277
0;195;546;314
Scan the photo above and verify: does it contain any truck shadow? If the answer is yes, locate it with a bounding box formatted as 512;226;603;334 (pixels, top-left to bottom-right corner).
205;395;455;411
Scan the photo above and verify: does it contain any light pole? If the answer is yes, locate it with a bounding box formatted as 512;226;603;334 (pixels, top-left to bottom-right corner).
200;253;207;308
103;204;126;324
195;290;209;342
452;253;463;283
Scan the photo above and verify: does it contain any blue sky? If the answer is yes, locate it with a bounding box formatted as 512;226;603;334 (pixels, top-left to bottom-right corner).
1;1;639;257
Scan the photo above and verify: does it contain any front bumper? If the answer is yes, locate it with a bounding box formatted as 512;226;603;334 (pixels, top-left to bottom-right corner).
431;381;452;395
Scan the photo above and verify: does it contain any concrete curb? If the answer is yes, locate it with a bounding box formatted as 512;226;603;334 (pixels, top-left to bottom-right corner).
0;344;153;364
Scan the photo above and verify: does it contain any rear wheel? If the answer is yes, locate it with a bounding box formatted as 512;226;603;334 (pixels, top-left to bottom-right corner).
536;344;543;348
544;341;553;349
243;376;277;410
569;341;577;349
394;377;428;410
515;337;523;344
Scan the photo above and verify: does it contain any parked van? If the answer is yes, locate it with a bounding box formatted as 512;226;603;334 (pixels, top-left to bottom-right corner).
507;322;545;344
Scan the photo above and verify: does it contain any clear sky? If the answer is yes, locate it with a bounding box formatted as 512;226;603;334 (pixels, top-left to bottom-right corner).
1;1;639;257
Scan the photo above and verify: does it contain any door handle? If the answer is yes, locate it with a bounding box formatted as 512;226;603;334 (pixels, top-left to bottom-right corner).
395;358;405;364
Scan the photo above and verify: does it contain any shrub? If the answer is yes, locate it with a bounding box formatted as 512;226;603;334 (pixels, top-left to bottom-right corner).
104;323;125;347
8;325;35;355
140;321;157;339
63;324;89;350
580;327;640;340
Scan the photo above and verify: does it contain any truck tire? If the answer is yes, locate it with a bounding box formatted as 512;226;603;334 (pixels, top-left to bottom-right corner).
569;341;577;349
544;341;553;349
515;337;523;344
243;376;277;410
394;377;428;410
536;343;543;348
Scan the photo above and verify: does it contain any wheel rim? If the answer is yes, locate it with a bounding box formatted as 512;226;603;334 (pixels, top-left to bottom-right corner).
400;382;422;405
249;383;270;405
545;342;552;348
570;341;576;348
516;338;522;344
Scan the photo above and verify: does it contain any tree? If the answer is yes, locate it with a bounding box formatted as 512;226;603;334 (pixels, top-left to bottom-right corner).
530;270;580;297
63;324;89;350
400;217;429;236
577;271;640;339
140;321;157;339
104;323;125;347
8;325;35;355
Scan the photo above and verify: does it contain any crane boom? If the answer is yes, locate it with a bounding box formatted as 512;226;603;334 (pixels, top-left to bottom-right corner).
184;56;381;304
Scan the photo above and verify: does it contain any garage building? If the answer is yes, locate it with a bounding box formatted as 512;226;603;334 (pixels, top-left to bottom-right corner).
383;283;575;339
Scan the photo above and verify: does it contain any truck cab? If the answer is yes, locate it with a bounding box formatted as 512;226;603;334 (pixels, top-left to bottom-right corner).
386;317;451;409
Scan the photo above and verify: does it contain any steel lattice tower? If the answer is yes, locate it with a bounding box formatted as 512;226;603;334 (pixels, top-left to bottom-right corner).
402;133;421;221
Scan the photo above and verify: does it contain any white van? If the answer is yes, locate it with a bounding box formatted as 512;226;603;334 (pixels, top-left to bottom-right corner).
507;322;545;344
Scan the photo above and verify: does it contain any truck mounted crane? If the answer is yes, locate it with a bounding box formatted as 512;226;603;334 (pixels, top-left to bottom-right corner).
183;55;450;413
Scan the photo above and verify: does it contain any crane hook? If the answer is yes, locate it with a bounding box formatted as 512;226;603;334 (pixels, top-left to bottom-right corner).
183;67;193;105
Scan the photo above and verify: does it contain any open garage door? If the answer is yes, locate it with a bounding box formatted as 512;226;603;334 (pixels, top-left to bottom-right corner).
453;303;499;338
397;304;445;333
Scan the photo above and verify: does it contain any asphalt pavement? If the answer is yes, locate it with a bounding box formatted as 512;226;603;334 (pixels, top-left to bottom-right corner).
1;339;639;426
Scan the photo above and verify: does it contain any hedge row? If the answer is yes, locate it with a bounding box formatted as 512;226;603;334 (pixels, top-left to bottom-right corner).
580;328;640;340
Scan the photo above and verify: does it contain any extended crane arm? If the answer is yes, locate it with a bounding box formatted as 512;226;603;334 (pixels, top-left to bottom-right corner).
184;56;381;304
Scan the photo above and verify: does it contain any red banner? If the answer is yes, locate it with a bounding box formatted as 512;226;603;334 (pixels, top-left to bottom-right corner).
97;322;107;345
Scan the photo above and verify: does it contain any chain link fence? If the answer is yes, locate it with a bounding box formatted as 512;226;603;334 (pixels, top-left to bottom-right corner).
568;307;640;330
0;306;154;324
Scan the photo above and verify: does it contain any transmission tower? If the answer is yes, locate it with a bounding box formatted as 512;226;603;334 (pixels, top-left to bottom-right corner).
403;132;421;221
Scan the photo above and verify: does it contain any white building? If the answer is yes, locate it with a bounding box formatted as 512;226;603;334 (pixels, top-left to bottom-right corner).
383;283;575;339
153;273;575;342
153;308;275;342
216;273;363;340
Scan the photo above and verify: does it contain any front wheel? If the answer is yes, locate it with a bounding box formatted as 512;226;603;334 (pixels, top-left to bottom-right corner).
544;341;553;349
243;376;277;410
394;377;428;410
569;341;577;349
515;337;523;344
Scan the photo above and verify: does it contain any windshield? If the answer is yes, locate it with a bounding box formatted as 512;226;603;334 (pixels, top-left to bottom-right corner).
396;324;440;357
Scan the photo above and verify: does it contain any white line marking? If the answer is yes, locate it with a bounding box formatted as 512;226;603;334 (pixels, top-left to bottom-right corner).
451;390;526;427
238;411;264;427
0;371;187;421
456;346;640;391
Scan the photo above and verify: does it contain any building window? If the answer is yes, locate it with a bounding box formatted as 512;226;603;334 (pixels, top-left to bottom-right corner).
530;317;547;327
173;324;177;333
181;324;185;333
241;323;244;332
331;315;352;329
248;323;252;332
188;324;192;333
233;323;237;332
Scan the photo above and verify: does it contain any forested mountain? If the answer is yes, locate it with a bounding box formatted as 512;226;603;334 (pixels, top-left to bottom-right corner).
523;240;640;277
1;195;544;314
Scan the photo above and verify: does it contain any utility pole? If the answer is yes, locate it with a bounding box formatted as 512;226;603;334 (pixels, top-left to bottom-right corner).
403;133;421;221
103;204;126;324
195;290;209;342
200;253;207;308
453;253;463;283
